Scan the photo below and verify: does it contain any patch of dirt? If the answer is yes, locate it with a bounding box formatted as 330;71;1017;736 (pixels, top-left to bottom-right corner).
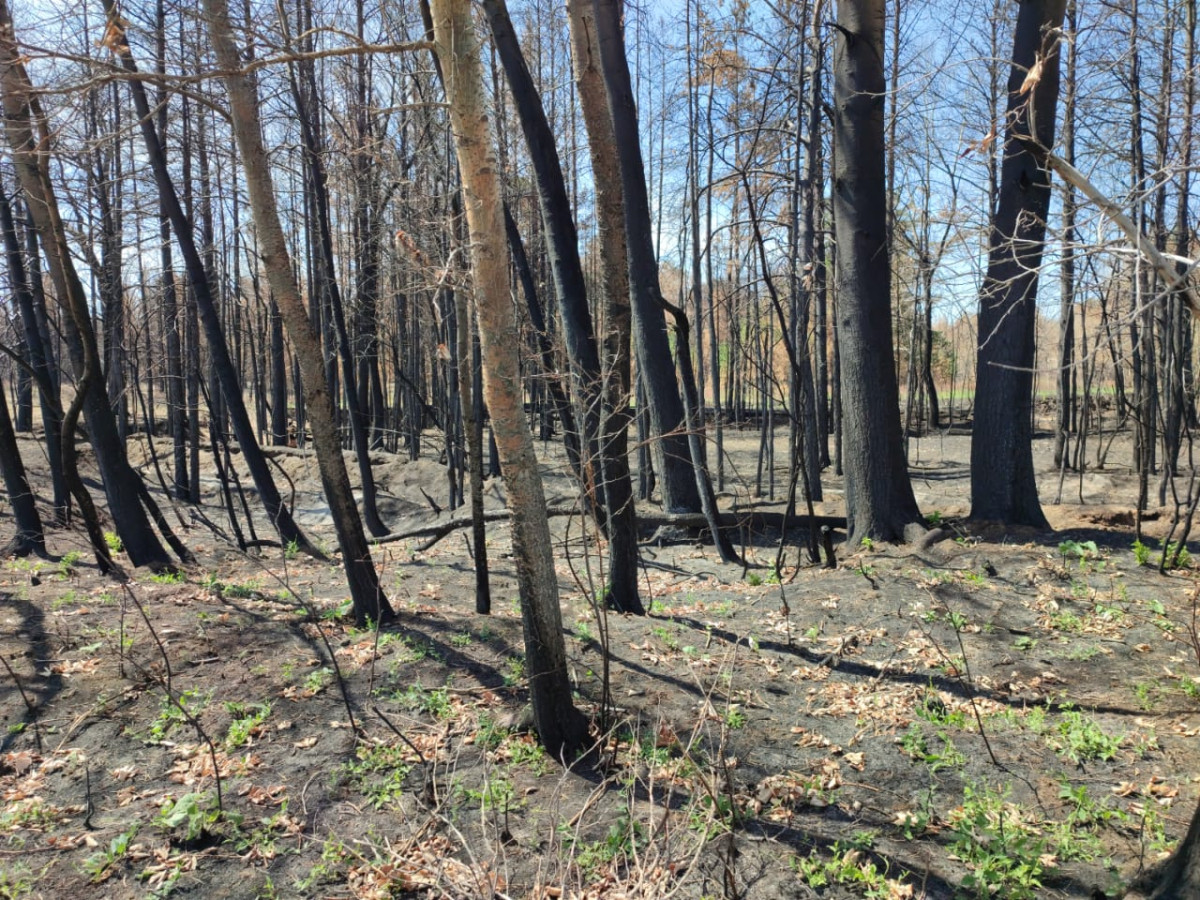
2;422;1199;899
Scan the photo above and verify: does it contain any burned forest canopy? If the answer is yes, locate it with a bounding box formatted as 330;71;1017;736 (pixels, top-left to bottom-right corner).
3;0;1200;897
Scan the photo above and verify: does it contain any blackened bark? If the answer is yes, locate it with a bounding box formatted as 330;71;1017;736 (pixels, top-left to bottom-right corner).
0;182;66;521
0;3;172;570
485;0;642;614
593;0;701;515
430;0;588;759
0;372;44;556
970;0;1065;527
101;3;319;555
832;0;924;545
204;0;393;626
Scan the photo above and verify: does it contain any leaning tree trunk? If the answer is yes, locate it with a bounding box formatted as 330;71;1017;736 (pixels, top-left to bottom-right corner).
0;183;66;521
429;0;587;760
831;0;924;545
101;0;319;557
203;0;393;627
969;0;1066;527
486;0;642;614
0;1;173;570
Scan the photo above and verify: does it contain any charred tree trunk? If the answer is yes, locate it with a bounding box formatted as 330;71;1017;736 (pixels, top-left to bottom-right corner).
831;0;924;545
0;2;173;570
969;0;1065;527
102;1;319;556
204;0;393;626
593;0;702;516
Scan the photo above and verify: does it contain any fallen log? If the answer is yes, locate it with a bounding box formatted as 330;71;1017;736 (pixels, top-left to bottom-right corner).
371;505;847;551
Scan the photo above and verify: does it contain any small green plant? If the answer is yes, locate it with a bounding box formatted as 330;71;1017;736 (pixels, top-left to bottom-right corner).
1048;610;1084;632
59;550;83;578
463;774;516;812
792;839;895;896
50;590;80;611
746;572;763;587
302;667;333;695
1163;540;1192;569
449;631;474;647
651;625;680;651
1059;539;1099;562
224;701;271;750
0;863;36;900
915;690;968;729
900;723;966;772
393;684;452;719
149;570;185;585
860;536;875;551
1132;539;1151;566
925;510;944;527
724;706;747;730
1054;709;1122;763
283;539;300;561
1063;643;1101;662
336;743;413;809
83;825;139;883
103;531;123;554
950;782;1049;899
505;737;551;775
221;580;261;599
156;792;230;844
567;811;647;876
148;689;209;742
503;656;525;687
1013;636;1038;652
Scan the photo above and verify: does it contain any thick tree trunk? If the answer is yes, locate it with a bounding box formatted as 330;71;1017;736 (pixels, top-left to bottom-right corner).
430;0;587;760
204;0;393;626
1126;799;1200;899
831;0;924;545
969;0;1065;527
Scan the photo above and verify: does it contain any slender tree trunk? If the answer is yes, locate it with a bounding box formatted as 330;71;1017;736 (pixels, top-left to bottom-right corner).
0;371;44;557
203;0;393;626
567;0;643;613
1054;0;1078;472
429;0;587;759
0;183;66;521
281;10;388;537
593;0;702;516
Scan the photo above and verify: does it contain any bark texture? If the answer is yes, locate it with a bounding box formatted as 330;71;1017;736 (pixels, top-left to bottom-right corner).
831;0;923;545
203;0;393;626
970;0;1066;527
430;0;588;760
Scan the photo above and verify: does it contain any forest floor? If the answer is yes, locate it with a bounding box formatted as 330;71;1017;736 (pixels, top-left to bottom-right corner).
2;418;1199;899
